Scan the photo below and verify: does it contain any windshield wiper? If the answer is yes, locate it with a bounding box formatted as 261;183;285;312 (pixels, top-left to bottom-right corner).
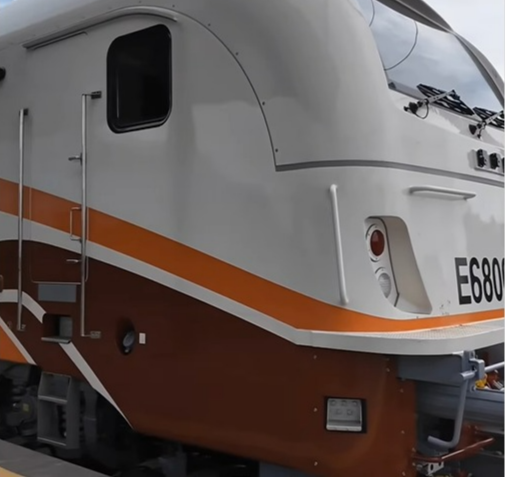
404;84;474;117
470;107;504;138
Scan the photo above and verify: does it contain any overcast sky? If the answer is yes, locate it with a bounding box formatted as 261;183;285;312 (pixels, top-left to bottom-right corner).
425;0;504;78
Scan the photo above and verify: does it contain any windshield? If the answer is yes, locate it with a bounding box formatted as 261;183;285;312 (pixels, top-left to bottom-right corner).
354;0;503;113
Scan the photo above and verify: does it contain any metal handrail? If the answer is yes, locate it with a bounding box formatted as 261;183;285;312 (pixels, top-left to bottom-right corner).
485;361;504;373
408;185;476;200
17;108;28;332
329;184;349;305
68;92;101;339
23;6;177;51
427;369;476;449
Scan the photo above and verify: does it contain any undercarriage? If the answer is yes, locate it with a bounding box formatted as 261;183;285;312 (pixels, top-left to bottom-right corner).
0;343;503;477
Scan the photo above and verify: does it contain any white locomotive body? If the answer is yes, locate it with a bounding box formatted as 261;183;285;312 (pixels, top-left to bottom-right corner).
0;0;503;476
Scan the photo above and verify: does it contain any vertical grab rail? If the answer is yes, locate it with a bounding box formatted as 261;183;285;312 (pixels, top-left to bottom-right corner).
80;93;89;339
329;184;349;305
68;92;101;339
17;108;28;332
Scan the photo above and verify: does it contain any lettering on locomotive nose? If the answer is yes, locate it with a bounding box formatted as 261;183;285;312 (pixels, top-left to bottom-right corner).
455;257;505;305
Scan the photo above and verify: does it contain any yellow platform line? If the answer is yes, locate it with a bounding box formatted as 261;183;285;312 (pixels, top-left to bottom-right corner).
0;468;22;477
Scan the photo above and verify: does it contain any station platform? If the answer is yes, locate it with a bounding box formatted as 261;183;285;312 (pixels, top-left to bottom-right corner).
0;440;106;477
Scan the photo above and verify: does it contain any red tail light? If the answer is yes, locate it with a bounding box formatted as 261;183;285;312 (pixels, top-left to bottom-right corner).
370;230;385;257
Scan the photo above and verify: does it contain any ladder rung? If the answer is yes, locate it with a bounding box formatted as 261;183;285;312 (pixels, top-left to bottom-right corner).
41;336;72;344
38;395;68;405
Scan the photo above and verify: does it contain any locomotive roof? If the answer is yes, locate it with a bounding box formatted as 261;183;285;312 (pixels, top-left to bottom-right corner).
0;0;453;45
0;0;502;93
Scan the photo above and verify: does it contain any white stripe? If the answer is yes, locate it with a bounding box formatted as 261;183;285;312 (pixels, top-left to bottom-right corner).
0;289;129;424
0;312;36;365
31;220;505;355
0;212;503;355
60;343;130;424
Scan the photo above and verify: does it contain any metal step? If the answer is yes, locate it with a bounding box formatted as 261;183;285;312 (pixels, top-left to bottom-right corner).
38;395;68;405
37;372;81;450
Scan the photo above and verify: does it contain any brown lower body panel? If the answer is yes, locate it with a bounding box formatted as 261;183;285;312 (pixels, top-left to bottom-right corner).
0;240;416;476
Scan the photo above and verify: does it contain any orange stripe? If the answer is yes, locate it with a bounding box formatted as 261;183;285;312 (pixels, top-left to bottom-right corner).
0;325;28;365
0;178;502;333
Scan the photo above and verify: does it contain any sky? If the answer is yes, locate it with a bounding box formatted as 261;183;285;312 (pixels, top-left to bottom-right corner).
425;0;504;79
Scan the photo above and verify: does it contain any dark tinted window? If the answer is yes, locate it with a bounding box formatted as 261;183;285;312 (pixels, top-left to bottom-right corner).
107;25;171;133
354;0;503;113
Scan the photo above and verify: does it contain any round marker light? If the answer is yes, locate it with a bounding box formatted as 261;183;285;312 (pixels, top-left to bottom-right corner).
122;330;136;355
370;230;385;257
378;272;392;298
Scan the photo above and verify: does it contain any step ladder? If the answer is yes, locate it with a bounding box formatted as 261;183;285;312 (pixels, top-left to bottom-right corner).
37;372;81;450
